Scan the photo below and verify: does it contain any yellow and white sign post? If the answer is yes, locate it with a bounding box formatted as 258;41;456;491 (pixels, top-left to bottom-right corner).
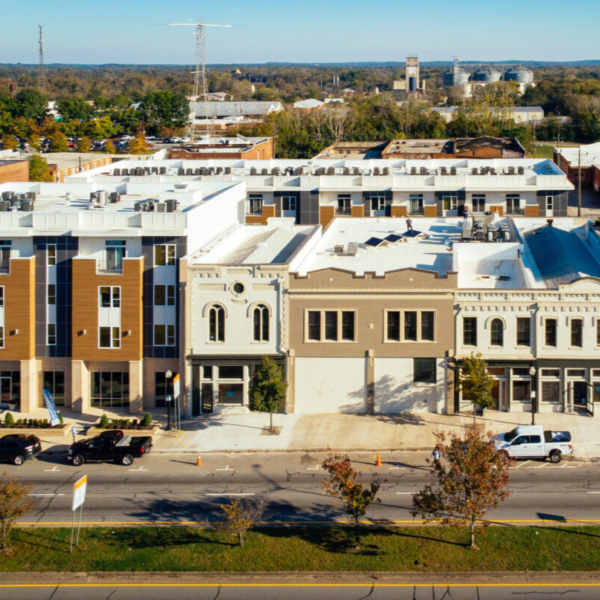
70;475;87;553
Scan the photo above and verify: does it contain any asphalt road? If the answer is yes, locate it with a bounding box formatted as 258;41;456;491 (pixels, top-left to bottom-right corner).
4;450;600;526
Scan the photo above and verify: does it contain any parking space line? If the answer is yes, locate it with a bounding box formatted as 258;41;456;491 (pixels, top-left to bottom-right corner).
43;466;60;472
205;493;255;497
128;466;147;472
30;493;65;497
216;466;233;471
307;466;321;471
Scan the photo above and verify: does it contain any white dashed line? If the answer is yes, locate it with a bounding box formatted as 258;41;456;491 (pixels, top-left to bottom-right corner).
217;466;234;471
205;493;255;497
43;466;60;472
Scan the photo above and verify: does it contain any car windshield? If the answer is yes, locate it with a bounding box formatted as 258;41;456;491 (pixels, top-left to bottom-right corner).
505;428;519;443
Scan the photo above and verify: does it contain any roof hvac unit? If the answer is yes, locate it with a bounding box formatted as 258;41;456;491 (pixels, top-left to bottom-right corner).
472;167;478;175
143;167;150;175
135;167;144;176
373;167;380;176
165;199;178;213
383;167;390;176
90;192;100;203
215;167;223;175
151;167;158;175
451;167;457;175
420;167;428;175
518;166;525;175
224;167;231;175
159;167;167;175
113;168;121;176
250;167;257;175
109;192;121;203
21;199;33;212
185;168;193;176
155;202;166;213
508;166;515;175
261;169;268;176
326;167;334;175
25;191;36;201
178;168;185;176
1;192;12;201
0;202;10;212
194;169;201;176
440;167;447;176
411;167;417;175
121;168;129;176
353;167;360;175
97;191;108;205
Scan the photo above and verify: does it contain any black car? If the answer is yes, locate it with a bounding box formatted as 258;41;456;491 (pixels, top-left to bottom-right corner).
0;434;42;465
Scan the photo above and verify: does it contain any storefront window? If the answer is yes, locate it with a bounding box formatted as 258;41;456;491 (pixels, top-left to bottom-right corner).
91;372;129;408
155;372;174;408
218;384;244;405
542;381;560;403
43;371;65;406
512;380;531;402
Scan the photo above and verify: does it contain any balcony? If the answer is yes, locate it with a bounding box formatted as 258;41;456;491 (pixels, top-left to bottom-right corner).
335;206;352;217
96;259;124;275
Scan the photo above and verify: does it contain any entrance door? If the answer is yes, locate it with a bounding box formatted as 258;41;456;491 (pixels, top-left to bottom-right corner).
573;381;587;406
201;383;214;414
491;379;507;411
282;196;297;219
0;377;11;406
546;196;554;218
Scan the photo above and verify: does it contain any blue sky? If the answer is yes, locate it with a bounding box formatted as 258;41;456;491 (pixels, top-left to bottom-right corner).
1;0;599;64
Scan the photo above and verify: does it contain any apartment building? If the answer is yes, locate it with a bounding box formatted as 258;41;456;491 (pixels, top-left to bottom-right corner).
70;157;573;228
180;219;321;415
0;178;245;414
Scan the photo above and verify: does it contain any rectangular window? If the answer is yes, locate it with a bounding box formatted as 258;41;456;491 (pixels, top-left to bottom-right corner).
99;286;120;308
546;196;554;211
154;324;175;346
409;194;424;215
47;324;56;345
282;196;296;212
421;312;434;342
371;195;386;212
308;311;321;341
247;195;263;215
154;244;176;266
154;285;175;306
218;383;244;405
47;284;56;305
0;286;4;307
0;241;11;274
99;326;120;349
203;366;213;380
513;380;531;402
404;311;417;341
47;244;56;266
325;311;338;341
545;318;557;347
506;194;521;215
43;371;65;406
154;372;174;408
517;317;531;346
471;194;486;213
105;240;126;273
443;195;457;211
414;358;436;384
541;369;560;377
341;311;355;341
91;372;129;408
463;317;477;346
571;318;583;348
219;366;243;380
336;194;352;216
387;311;400;341
567;369;586;378
542;381;560;403
0;327;4;348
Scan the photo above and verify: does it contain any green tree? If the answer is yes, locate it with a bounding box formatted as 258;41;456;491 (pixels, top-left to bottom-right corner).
460;352;497;413
248;357;287;434
128;131;149;154
1;135;18;151
412;424;512;550
0;473;35;552
104;140;116;154
49;131;68;152
140;91;189;134
321;454;381;551
28;154;53;183
56;98;95;122
12;90;47;122
220;496;266;546
76;136;91;153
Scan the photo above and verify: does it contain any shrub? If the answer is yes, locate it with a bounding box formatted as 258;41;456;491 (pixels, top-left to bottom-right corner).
100;414;109;429
132;419;138;428
142;412;153;427
4;413;14;428
15;419;22;428
58;412;64;425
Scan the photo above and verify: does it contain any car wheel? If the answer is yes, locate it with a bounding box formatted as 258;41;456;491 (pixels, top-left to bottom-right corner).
549;450;562;464
13;454;25;466
72;454;85;467
121;454;134;466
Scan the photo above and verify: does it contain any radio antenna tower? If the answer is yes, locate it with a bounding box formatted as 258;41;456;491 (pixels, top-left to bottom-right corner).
168;17;232;142
38;25;46;92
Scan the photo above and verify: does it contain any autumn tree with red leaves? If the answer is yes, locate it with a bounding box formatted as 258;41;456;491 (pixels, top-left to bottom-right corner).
412;424;512;550
322;454;381;551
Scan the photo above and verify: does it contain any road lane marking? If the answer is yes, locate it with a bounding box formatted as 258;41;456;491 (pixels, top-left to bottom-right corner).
216;466;233;471
389;467;405;470
29;494;65;497
128;466;147;472
307;466;321;471
396;492;414;495
43;466;60;472
205;493;255;497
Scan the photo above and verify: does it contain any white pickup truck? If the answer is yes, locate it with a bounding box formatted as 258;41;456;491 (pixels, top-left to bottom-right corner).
492;425;573;463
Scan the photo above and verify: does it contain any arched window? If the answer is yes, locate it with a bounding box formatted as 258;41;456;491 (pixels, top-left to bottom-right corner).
490;318;504;347
253;304;270;342
209;305;225;342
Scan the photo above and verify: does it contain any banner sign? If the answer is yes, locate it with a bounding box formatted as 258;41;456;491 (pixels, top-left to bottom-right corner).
173;373;180;400
72;475;87;511
42;389;61;427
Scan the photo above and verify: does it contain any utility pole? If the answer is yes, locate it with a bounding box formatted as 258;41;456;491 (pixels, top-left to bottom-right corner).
37;25;46;93
578;146;582;218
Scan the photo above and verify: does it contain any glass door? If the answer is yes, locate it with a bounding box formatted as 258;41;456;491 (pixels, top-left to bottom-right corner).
202;384;214;413
0;377;10;405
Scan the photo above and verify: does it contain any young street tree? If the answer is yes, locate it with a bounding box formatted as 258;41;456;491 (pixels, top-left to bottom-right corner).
128;131;149;155
412;424;512;550
460;352;497;415
0;473;35;552
248;357;287;434
220;496;266;546
322;454;381;551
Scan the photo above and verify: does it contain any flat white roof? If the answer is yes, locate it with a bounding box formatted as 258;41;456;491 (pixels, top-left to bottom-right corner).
556;142;600;168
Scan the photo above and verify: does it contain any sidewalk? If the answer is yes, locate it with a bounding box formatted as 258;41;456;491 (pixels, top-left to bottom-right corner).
4;405;599;461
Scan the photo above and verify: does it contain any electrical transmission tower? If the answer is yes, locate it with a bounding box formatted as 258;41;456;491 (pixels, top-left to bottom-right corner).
168;17;232;142
38;25;46;92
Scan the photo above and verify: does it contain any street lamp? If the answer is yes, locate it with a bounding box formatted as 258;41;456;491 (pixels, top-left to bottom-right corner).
529;365;537;425
165;370;173;431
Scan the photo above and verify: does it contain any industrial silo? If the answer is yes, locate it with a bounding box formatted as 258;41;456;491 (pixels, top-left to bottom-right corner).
505;65;534;84
442;67;470;87
472;66;502;83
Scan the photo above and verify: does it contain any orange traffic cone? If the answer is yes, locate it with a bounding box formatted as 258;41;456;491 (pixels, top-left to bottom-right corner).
196;453;202;467
375;452;382;467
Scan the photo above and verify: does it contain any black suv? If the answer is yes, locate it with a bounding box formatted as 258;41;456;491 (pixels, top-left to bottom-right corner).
0;434;42;465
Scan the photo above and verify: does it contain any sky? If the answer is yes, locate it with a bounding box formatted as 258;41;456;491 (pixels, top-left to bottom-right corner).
1;0;599;65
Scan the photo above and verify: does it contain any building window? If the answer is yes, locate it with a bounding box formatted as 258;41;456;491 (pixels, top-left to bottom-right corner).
336;194;352;216
472;194;486;213
409;194;424;215
546;196;554;212
91;372;129;408
99;326;120;349
0;241;11;274
371;195;386;212
253;305;270;342
517;317;531;346
541;381;560;403
506;194;521;215
43;371;65;406
0;286;4;307
47;324;56;346
155;372;174;408
155;324;176;346
421;312;434;342
443;195;457;211
47;244;56;266
247;195;263;215
0;327;4;348
154;285;175;306
512;380;531;403
208;305;225;342
99;286;120;308
306;310;355;342
571;318;583;348
490;318;504;346
387;311;400;341
155;244;176;266
105;240;126;273
463;317;477;346
404;311;417;341
546;318;557;347
597;321;600;347
47;284;56;306
414;358;436;384
282;196;296;212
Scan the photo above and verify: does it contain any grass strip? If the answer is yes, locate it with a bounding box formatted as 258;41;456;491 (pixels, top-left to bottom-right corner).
5;525;600;572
